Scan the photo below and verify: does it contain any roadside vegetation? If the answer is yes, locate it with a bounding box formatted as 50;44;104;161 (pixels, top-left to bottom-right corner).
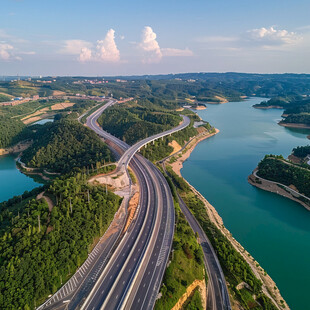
165;165;278;310
155;202;205;310
142;111;215;162
0;174;122;309
182;288;203;310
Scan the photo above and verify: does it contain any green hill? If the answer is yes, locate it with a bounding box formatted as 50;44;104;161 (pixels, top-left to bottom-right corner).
21;120;113;173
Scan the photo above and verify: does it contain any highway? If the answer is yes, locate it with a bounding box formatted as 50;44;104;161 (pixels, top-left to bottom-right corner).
38;99;228;310
118;114;190;169
81;100;176;310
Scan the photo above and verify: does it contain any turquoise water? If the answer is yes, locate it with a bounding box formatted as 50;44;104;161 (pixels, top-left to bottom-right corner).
33;118;53;125
182;97;310;310
0;155;41;203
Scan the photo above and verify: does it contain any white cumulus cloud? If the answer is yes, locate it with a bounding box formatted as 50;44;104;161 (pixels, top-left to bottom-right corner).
140;26;162;63
95;29;120;62
139;26;193;63
61;39;92;55
79;47;92;62
62;30;121;63
0;43;14;60
246;26;302;46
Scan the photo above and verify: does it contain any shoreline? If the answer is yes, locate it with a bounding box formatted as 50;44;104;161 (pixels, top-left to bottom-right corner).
167;130;289;310
253;105;284;110
170;129;219;176
0;140;32;156
278;122;310;129
248;169;310;212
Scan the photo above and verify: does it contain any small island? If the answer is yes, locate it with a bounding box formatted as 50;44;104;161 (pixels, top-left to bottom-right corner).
249;148;310;211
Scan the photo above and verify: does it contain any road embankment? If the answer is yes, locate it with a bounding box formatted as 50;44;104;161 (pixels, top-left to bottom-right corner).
166;130;289;310
170;128;219;177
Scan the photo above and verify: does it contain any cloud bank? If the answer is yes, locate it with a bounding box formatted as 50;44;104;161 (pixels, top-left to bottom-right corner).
246;26;302;47
197;26;303;52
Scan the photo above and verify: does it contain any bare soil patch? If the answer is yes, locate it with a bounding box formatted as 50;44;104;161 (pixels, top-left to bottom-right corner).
51;102;75;110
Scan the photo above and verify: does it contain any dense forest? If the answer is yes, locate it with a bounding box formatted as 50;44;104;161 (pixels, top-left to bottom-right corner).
0;116;29;148
72;73;310;101
97;103;182;145
21;120;113;173
257;156;310;197
1;73;310;104
0;174;121;309
281;113;310;125
292;145;310;158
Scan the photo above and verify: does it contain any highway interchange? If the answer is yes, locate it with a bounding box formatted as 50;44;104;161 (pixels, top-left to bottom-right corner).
38;99;231;310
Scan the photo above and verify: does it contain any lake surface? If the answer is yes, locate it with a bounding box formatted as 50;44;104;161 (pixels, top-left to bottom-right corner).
0;155;41;203
182;97;310;310
33;118;54;125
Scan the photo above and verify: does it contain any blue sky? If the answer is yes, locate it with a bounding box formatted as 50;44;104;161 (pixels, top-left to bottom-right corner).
1;0;310;75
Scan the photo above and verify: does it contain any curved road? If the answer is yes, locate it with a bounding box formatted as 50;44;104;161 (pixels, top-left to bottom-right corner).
81;100;176;310
118;115;190;169
38;99;227;310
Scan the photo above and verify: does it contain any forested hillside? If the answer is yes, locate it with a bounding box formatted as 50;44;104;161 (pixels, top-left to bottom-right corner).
0;116;28;148
21;120;113;173
97;104;181;145
292;145;310;158
0;174;121;309
254;96;310;126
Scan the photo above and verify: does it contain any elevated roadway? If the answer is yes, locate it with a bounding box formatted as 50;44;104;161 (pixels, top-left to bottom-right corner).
81;100;177;310
38;99;228;310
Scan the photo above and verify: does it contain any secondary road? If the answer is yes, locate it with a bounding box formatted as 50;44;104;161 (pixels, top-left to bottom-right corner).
161;154;231;309
177;193;231;310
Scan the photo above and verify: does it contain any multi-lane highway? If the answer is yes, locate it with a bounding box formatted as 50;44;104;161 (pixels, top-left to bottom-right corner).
38;99;230;310
81;100;177;309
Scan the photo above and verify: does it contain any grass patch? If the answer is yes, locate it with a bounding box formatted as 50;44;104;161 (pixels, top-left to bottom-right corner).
155;202;204;310
182;288;203;310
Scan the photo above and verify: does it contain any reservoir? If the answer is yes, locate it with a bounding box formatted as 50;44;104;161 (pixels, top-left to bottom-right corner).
182;97;310;310
0;155;41;203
